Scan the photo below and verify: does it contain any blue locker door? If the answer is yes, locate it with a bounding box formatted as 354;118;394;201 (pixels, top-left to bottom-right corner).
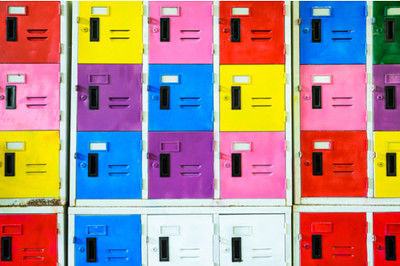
300;1;367;64
76;131;142;199
74;215;142;265
148;64;214;131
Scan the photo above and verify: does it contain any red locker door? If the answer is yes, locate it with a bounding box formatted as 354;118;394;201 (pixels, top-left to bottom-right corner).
300;213;367;266
374;213;400;265
0;214;58;265
220;1;285;64
301;131;368;197
0;1;60;63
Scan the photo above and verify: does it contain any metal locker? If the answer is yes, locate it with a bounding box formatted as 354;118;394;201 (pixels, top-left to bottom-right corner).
149;1;213;64
300;213;367;265
301;131;368;197
0;214;58;265
374;213;400;265
77;64;142;132
147;215;214;266
74;215;141;265
373;1;400;64
0;64;60;131
220;1;285;64
300;1;367;64
76;131;142;199
219;214;286;265
300;65;367;131
373;65;400;131
78;1;143;64
148;132;214;199
220;65;285;132
220;132;286;199
0;131;60;199
148;64;213;132
0;1;60;63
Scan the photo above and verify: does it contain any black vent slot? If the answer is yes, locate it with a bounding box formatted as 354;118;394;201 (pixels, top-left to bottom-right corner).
6;17;17;41
312;152;323;176
160;18;170;42
159;237;169;261
232;153;242;177
88;86;99;110
5;85;16;109
160;153;170;178
231;86;241;110
385;18;395;42
385;86;396;109
232;237;242;262
231;18;240;42
90;18;99;42
312;19;321;42
1;237;12;261
4;153;15;177
86;238;97;262
386;235;396;261
312;86;321;109
387;153;397;177
160;86;170;110
312;235;322;259
88;153;98;177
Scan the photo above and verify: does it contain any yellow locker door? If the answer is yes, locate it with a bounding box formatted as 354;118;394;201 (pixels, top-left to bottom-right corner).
0;131;60;198
78;1;143;64
220;65;285;132
375;131;400;197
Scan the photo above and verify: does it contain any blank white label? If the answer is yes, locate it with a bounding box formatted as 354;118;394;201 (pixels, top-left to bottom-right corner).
233;226;251;236
232;142;251;151
8;6;25;15
313;7;331;16
7;74;25;83
313;75;331;84
387;7;400;16
161;75;179;83
233;75;250;84
160;226;179;236
90;143;107;151
232;7;249;16
161;7;179;16
6;142;24;150
91;7;108;15
314;141;331;149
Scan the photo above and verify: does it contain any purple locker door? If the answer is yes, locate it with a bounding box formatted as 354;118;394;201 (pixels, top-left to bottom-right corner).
77;64;142;131
148;132;214;199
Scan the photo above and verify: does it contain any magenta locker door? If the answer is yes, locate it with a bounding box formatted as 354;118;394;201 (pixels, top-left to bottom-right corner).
77;64;142;132
0;64;60;131
220;132;286;199
148;132;214;199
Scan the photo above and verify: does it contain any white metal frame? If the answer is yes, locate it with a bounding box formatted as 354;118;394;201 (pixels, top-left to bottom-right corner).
68;206;292;266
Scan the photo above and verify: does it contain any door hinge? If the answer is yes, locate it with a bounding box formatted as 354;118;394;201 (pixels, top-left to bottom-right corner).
283;72;287;84
141;3;144;16
59;143;62;150
59;43;62;54
299;151;302;158
59;3;62;16
283;4;286;16
298;85;302;92
76;16;80;23
297;18;302;25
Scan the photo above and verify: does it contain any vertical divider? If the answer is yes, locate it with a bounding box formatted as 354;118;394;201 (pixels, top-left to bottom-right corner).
213;1;220;200
366;212;374;265
367;1;374;199
142;1;149;200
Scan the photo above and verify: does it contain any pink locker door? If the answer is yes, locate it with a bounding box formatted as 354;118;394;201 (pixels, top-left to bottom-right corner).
0;64;60;131
149;1;213;64
300;65;366;131
220;132;286;199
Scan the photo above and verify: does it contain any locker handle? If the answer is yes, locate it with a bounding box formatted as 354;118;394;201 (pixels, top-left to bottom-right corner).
385;86;396;109
160;153;170;177
312;152;323;176
231;86;241;110
5;86;16;110
88;153;98;177
160;86;170;110
231;153;242;177
312;235;322;259
4;153;15;177
90;18;99;42
232;237;242;262
387;153;397;177
160;18;170;42
86;238;97;262
6;17;17;42
159;237;169;261
1;237;12;261
312;19;321;43
385;18;395;42
386;235;396;261
231;18;240;42
312;86;322;109
88;86;99;110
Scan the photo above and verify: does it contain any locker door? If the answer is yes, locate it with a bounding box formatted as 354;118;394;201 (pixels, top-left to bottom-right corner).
147;215;214;266
219;214;286;265
300;213;367;265
220;1;285;64
374;213;400;265
220;65;285;132
0;1;60;63
78;2;143;64
300;65;367;131
148;132;214;199
301;131;368;197
77;64;142;132
74;215;141;266
76;131;142;200
148;64;213;132
220;132;286;199
0;131;60;199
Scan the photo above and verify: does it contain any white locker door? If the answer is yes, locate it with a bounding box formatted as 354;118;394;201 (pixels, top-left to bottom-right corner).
147;215;214;266
219;214;286;265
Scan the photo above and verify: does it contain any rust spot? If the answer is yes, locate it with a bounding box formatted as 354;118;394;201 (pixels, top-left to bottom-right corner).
25;199;61;206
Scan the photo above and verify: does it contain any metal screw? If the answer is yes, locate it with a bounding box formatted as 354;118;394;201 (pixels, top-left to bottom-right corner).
303;244;310;249
378;162;384;167
82;27;88;32
224;162;230;168
377;95;384;100
222;28;229;33
304;161;310;166
79;247;85;252
304;95;310;100
303;28;310;33
80;162;87;168
224;96;229;101
152;28;159;33
152;162;159;168
152;95;158;100
0;95;4;100
80;95;87;101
